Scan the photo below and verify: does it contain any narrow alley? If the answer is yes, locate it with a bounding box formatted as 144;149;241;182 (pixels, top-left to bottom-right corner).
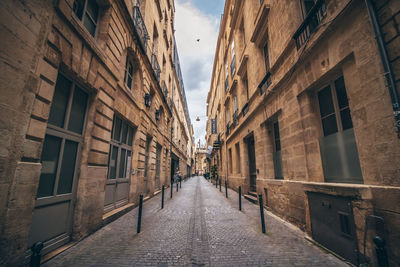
44;177;345;266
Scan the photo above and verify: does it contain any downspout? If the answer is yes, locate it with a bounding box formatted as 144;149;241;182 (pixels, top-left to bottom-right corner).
365;0;400;138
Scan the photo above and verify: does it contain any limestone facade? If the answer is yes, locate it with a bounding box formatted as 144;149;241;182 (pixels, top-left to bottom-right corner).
206;0;400;265
0;0;192;265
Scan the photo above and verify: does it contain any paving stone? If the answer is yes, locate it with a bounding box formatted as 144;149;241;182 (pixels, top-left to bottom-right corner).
44;177;348;267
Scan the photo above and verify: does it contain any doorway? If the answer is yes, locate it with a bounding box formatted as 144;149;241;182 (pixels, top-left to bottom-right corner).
104;115;135;213
28;73;88;255
246;134;257;192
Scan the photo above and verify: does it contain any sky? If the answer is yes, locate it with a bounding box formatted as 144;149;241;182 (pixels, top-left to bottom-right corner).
174;0;225;146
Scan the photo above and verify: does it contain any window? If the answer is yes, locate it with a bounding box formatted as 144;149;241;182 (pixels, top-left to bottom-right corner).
144;137;152;179
272;121;283;179
73;0;99;37
235;143;241;173
317;76;362;183
240;19;246;47
226;108;231;124
229;148;233;174
243;74;249;101
233;95;238;113
231;41;236;76
124;56;134;90
317;76;353;136
37;74;88;198
263;41;270;73
108;115;135;179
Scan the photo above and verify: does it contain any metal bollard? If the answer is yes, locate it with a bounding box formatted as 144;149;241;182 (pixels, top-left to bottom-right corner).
225;180;228;198
258;194;266;234
170;182;173;198
176;182;178;192
137;194;143;233
30;242;43;267
180;180;182;188
238;186;242;211
161;185;165;209
216;179;218;188
219;179;222;192
373;236;389;267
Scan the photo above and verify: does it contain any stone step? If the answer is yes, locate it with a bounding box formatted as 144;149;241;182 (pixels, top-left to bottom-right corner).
244;194;258;204
248;191;258;198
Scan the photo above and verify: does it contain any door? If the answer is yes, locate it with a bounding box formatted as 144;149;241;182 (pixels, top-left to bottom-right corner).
28;73;88;255
247;135;257;192
104;115;134;213
143;137;152;194
308;192;358;265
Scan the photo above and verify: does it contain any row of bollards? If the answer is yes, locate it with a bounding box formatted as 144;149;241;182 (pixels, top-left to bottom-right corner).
137;177;186;235
211;179;265;234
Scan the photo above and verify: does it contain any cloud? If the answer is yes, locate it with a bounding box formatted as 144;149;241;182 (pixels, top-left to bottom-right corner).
174;0;220;143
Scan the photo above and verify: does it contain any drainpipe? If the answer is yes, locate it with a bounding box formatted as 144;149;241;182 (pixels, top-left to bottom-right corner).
365;0;400;138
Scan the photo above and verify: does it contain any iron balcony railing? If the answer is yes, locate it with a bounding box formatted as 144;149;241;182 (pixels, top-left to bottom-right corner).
161;80;168;98
224;76;229;92
293;0;326;49
151;53;161;82
232;110;238;127
230;55;236;77
226;122;231;135
258;71;272;94
132;6;149;50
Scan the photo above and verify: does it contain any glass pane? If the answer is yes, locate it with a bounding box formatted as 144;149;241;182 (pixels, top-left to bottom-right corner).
319;129;363;183
275;140;281;152
127;126;134;146
318;86;335;118
37;135;62;198
86;0;99;22
127;76;132;89
83;14;96;37
126;151;132;178
304;0;315;15
57;140;78;194
273;122;280;139
108;146;118;179
335;76;349;109
73;0;85;19
322;114;338;136
340;108;353;130
68;86;88;134
121;123;128;144
274;150;283;179
119;149;127;178
48;74;71;128
113;117;122;141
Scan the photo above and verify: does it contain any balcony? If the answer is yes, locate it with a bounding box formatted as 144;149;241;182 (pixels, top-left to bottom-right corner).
258;71;271;94
132;6;149;50
226;122;231;136
230;55;236;77
293;0;326;49
232;110;238;128
151;53;161;82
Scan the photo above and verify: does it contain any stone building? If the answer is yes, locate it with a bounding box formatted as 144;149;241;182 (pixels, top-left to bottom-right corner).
0;0;192;265
194;144;207;175
206;0;400;265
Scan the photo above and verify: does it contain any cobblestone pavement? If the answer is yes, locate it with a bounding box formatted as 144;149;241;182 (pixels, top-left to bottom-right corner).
44;177;348;266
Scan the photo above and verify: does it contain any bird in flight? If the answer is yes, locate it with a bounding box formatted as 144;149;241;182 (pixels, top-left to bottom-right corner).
196;39;200;42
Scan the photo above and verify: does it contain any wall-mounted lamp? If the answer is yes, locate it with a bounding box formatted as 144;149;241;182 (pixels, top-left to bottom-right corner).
144;93;151;108
155;109;160;121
